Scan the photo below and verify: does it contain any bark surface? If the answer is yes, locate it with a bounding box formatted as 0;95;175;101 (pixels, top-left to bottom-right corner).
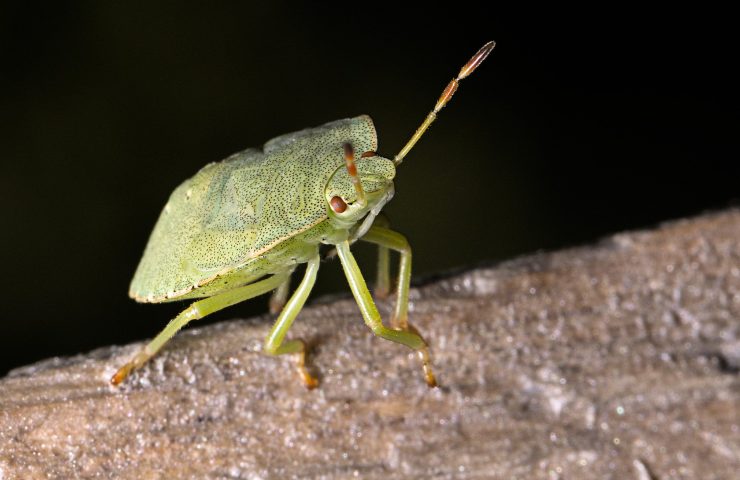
1;210;738;479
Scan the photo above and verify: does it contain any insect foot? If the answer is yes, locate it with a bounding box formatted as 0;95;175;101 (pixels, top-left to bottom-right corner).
110;350;151;385
295;344;319;390
418;347;437;388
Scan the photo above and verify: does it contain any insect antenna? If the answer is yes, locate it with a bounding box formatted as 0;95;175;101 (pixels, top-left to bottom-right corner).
343;142;367;207
393;41;496;166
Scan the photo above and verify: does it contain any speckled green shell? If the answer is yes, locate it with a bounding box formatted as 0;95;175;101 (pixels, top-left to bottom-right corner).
129;115;378;303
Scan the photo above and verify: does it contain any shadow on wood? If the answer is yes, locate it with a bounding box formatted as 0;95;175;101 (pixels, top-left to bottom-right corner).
1;210;738;478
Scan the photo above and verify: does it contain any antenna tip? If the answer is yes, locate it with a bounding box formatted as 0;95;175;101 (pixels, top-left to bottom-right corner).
459;40;496;79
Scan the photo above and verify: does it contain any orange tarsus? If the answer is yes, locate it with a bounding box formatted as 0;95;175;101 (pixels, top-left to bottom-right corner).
110;365;131;386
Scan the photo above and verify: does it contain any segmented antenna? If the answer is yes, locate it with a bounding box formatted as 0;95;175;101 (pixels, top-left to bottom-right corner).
394;41;496;166
343;143;367;207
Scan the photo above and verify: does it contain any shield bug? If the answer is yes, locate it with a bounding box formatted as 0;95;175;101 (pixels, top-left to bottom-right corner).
112;41;496;388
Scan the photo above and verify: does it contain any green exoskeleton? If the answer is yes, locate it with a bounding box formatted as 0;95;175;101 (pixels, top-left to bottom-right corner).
112;41;495;388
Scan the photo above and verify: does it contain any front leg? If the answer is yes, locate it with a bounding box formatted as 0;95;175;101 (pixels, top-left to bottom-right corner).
360;225;412;330
368;214;392;300
335;240;436;387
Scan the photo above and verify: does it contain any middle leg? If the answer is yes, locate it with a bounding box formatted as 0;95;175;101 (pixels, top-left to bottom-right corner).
264;255;321;389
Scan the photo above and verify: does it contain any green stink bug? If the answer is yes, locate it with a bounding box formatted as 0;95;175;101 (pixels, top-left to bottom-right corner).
112;41;496;388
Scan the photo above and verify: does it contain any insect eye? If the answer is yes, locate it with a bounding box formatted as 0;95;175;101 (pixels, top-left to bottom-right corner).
329;195;348;213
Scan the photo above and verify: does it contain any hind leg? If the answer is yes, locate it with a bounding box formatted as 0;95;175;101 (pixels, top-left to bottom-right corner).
111;272;290;385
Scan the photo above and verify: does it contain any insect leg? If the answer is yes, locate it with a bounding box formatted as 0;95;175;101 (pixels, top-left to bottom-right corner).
111;272;289;386
335;240;437;387
263;255;320;389
359;225;412;330
371;214;391;299
268;274;292;314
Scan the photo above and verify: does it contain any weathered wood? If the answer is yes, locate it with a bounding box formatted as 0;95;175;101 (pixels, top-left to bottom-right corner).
1;210;738;479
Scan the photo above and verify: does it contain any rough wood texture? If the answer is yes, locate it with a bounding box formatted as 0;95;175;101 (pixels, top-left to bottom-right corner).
1;210;739;479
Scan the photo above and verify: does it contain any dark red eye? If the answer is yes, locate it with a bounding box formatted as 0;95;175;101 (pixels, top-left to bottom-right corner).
330;196;347;213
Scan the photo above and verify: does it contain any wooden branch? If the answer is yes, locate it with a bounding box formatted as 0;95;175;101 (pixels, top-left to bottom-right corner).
1;210;738;479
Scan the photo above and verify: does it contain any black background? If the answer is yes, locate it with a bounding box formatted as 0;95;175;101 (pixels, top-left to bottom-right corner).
1;3;738;375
